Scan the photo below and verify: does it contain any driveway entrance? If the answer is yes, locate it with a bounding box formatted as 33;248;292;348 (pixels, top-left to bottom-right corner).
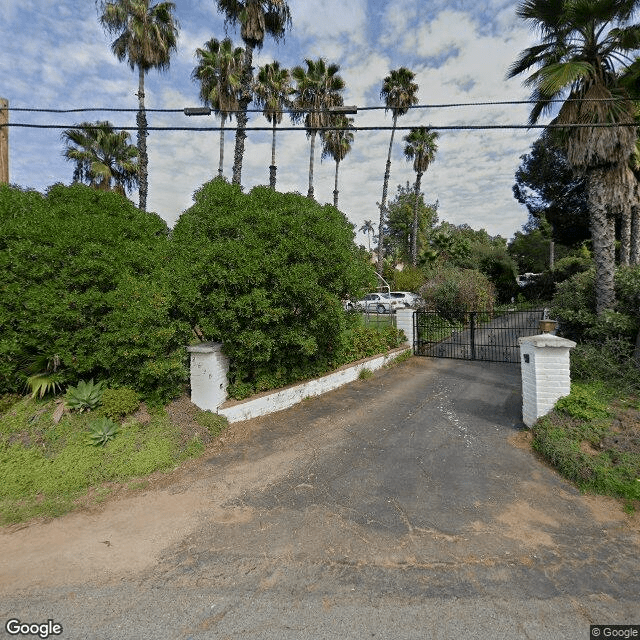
414;308;545;362
1;357;638;639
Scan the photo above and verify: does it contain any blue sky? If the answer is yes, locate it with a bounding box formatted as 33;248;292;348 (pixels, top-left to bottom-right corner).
1;0;543;242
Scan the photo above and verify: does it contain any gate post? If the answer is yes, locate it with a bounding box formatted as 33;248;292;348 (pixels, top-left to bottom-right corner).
470;312;477;360
186;341;229;412
518;333;576;427
395;308;416;353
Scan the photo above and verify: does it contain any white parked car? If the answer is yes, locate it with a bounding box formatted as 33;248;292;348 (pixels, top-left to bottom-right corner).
390;291;420;307
355;292;405;314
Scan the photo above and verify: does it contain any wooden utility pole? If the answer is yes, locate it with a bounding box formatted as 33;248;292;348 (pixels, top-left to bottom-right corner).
0;98;8;185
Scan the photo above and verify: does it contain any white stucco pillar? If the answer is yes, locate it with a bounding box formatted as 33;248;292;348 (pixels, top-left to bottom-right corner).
186;341;229;412
518;333;576;427
395;308;416;352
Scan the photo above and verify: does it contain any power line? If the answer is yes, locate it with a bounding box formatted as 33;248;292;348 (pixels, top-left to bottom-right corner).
3;97;632;115
1;122;638;131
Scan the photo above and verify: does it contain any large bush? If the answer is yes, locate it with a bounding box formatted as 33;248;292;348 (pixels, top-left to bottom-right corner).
171;180;374;399
418;264;496;312
550;266;640;343
0;184;191;399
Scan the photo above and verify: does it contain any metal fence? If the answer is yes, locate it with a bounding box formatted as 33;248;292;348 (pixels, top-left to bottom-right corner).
414;308;545;363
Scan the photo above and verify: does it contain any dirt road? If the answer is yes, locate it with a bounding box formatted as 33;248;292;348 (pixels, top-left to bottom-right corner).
1;357;638;639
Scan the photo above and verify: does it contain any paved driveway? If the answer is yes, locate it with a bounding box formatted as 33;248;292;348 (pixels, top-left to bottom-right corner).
1;357;639;639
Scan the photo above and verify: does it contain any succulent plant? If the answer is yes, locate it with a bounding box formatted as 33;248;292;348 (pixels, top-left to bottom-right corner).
65;379;106;412
87;417;120;446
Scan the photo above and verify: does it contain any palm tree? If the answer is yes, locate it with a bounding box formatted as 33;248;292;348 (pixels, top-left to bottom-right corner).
292;58;345;199
62;121;138;195
377;67;419;274
253;60;294;188
507;0;640;314
214;0;292;186
321;114;354;208
99;0;179;211
359;219;375;251
192;37;244;179
403;127;438;266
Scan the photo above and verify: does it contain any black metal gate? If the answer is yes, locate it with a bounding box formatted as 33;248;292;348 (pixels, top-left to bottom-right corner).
414;308;545;363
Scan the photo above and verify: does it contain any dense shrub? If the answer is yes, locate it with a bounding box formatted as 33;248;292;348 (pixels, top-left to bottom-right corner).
171;180;375;399
392;266;425;293
0;184;191;399
99;387;141;421
550;266;640;343
418;264;496;312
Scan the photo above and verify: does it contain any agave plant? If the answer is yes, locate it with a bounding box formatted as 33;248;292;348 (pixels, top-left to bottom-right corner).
65;379;106;412
87;417;120;447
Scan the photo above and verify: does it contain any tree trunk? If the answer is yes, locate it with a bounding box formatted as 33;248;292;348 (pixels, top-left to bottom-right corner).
377;114;398;275
631;200;640;266
233;43;254;186
137;66;148;211
411;171;422;266
307;131;316;199
620;201;631;266
269;119;277;189
588;167;617;314
218;117;225;178
549;239;555;269
333;159;339;208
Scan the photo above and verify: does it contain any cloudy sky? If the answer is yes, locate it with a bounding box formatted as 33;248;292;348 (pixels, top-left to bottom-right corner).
1;0;545;243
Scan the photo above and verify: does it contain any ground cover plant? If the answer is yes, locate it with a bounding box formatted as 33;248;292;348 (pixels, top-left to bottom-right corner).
0;391;228;525
532;382;640;508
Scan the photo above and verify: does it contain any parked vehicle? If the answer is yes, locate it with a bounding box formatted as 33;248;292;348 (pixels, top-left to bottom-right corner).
355;292;405;314
390;291;420;307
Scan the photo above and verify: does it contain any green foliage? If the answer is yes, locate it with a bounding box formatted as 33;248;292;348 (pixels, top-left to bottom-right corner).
0;183;192;400
87;416;120;446
554;383;613;421
333;324;405;368
570;339;640;393
171;180;374;400
551;266;640;342
532;382;640;502
65;379;107;412
21;353;66;399
0;394;21;414
384;182;438;264
195;411;229;438
419;264;496;312
358;368;373;380
0;395;206;524
98;387;141;420
392;266;425;293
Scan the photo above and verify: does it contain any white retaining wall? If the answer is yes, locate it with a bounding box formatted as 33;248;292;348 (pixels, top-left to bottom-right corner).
519;333;576;427
188;342;411;423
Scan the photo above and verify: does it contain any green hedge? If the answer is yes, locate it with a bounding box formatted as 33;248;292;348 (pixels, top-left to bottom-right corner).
171;180;375;399
0;184;191;400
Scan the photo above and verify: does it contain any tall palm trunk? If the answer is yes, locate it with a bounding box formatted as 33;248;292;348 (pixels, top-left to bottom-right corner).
411;171;422;266
233;44;253;186
631;180;640;265
620;202;632;266
218;116;226;178
333;159;340;208
378;113;398;274
588;167;617;314
270;119;277;188
136;66;148;211
307;130;316;199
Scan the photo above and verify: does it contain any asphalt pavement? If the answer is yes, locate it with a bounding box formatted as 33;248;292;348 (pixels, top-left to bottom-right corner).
1;356;638;640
